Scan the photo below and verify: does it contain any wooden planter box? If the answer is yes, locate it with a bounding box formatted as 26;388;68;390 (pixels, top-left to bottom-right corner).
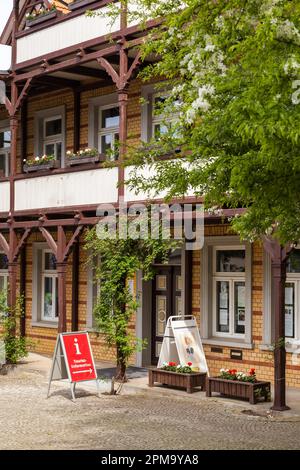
148;368;206;394
23;160;59;173
206;377;271;404
65;154;103;167
69;0;96;10
26;11;58;27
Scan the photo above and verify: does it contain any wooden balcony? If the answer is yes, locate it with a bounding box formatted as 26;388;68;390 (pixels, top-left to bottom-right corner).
13;166;119;213
16;4;121;65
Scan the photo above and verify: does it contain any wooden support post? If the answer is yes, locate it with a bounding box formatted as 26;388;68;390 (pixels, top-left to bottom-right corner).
264;238;291;411
71;239;79;332
118;89;128;200
19;246;26;337
39;225;83;333
57;262;67;333
270;250;290;411
8;229;18;314
183;249;192;316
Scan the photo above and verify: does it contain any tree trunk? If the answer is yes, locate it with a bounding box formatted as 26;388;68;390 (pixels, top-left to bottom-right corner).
115;346;127;382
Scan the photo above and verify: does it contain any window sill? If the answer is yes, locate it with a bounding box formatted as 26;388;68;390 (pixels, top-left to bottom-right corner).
202;338;254;350
259;343;300;354
31;321;58;329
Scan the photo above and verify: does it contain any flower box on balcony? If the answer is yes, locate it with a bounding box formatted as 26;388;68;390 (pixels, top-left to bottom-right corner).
26;10;58;28
69;0;96;11
206;377;271;404
23;160;59;173
148;367;207;394
65;153;104;167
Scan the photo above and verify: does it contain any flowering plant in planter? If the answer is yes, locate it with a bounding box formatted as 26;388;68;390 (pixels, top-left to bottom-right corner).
26;5;57;21
66;148;99;159
219;368;257;383
23;154;56;167
161;361;193;373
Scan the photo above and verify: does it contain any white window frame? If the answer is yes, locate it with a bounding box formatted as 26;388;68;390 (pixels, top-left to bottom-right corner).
212;245;246;339
263;248;300;349
151;93;172;139
43;115;63;161
98;103;120;160
41;249;58;322
201;236;252;348
0;123;10;177
87;254;101;330
284;250;300;341
141;85;179;142
0;252;8;292
34;106;66;168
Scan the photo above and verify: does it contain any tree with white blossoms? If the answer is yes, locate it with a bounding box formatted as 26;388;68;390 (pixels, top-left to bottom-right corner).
123;0;300;245
118;0;300;410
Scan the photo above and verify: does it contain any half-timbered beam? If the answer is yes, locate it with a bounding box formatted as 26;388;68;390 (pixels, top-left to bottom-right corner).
13;45;120;82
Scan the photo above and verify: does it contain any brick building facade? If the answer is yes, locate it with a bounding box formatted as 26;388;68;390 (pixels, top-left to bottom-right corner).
0;1;299;390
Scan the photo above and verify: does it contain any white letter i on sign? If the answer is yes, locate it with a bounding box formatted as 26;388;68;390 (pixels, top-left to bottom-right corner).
74;338;82;355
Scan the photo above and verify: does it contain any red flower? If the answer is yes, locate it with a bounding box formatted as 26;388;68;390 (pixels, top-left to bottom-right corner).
169;361;177;367
229;369;237;375
249;368;256;376
187;362;192;366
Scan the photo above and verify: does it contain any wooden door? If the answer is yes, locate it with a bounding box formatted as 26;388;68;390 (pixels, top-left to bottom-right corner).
151;266;182;364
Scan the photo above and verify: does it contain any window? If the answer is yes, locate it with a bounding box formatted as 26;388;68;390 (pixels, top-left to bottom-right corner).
200;237;252;347
152;95;170;139
43;116;62;163
141;86;181;142
0;128;10;177
98;105;119;160
285;250;300;339
41;251;58;322
34;107;65;168
0;252;8;293
87;255;101;329
213;247;246;337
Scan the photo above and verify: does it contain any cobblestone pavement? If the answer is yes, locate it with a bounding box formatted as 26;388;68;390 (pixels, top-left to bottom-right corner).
0;365;300;450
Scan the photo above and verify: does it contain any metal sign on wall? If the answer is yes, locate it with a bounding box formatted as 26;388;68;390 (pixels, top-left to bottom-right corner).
157;316;209;374
47;331;100;401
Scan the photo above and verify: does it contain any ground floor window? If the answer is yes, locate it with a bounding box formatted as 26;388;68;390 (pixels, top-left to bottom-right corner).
201;237;252;346
285;249;300;340
0;252;8;292
41;251;58;322
213;247;246;338
32;244;58;325
0;253;8;313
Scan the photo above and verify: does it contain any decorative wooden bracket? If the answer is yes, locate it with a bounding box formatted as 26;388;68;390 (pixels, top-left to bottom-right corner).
263;237;294;262
1;78;33;117
0;233;9;258
0;228;31;262
39;225;84;263
97;50;142;91
124;51;142;83
12;228;31;262
39;227;58;258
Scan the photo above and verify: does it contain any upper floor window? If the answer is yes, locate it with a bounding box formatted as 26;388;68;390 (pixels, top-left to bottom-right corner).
34;107;65;168
43;116;62;163
142;86;180;142
152;95;170;139
98;105;119;160
213;247;246;337
285;249;300;339
0;128;11;177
